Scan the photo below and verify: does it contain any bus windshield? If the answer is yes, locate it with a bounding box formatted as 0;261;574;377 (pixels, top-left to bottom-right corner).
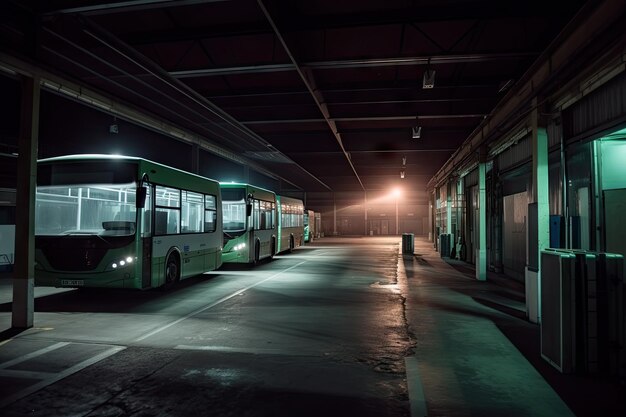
35;183;138;236
222;188;246;232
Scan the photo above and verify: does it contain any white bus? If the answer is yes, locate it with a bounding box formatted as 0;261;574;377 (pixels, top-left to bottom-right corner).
34;155;222;289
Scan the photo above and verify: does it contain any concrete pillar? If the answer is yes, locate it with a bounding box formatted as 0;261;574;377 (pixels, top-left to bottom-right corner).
446;181;452;253
12;75;40;329
526;100;549;323
364;191;368;235
428;192;433;241
476;158;487;281
333;195;337;236
395;197;399;235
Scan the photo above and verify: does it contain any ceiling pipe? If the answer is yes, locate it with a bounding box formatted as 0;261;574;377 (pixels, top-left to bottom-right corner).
241;114;485;124
75;16;333;191
256;0;365;191
170;52;537;78
41;0;231;16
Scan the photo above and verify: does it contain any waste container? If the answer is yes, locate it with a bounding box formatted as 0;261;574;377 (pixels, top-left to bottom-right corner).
402;233;414;255
439;233;450;257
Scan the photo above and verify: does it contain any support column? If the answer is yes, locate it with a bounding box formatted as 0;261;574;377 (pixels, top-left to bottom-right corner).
395;197;399;235
12;75;40;329
446;181;452;254
428;192;433;242
364;191;368;236
476;156;487;281
333;200;337;236
526;100;550;323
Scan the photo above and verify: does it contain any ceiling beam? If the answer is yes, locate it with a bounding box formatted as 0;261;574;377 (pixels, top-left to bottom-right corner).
170;52;536;78
218;97;493;111
41;0;230;16
257;0;365;191
241;114;485;125
117;3;580;45
286;149;457;156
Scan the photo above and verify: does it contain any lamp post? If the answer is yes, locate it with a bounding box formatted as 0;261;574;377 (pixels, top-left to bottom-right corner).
391;187;401;235
395;196;399;235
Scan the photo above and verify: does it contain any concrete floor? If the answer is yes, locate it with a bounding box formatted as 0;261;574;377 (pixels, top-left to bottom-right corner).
0;236;625;416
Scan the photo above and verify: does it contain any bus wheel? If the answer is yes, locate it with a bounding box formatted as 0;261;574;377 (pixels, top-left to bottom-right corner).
269;238;276;261
164;252;180;288
253;240;260;264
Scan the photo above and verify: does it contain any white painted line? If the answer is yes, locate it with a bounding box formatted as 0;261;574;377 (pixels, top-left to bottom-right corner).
0;342;69;369
0;345;125;408
175;345;282;355
134;260;308;342
174;344;322;357
405;356;428;417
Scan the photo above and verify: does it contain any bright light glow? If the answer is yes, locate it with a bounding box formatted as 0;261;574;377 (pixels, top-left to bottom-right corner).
390;187;402;198
112;263;117;269
126;257;133;263
120;260;126;266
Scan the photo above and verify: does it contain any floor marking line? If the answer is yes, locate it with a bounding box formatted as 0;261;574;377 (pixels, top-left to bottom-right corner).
174;344;325;357
134;260;308;342
0;345;125;408
405;356;428;417
0;342;70;369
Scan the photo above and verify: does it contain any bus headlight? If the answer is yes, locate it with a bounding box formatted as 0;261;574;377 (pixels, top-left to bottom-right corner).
108;255;135;270
234;243;246;251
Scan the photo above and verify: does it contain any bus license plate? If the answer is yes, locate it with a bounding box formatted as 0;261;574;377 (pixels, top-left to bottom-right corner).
61;280;84;287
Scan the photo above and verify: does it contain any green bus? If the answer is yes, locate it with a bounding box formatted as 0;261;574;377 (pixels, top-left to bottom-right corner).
221;183;277;263
34;155;222;289
277;195;304;252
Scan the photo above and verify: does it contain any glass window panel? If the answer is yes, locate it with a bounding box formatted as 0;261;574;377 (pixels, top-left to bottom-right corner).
156;186;180;207
155;208;180;235
252;200;259;230
182;191;203;233
204;210;217;232
205;194;217;210
35;184;137;236
141;185;152;237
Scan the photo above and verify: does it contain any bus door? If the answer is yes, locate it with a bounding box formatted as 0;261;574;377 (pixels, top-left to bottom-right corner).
140;184;153;288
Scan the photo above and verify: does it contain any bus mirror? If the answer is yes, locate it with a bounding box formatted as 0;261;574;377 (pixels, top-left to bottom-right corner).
246;203;252;217
136;186;147;209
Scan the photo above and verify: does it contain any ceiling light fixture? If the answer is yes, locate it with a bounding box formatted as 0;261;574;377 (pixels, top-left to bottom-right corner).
423;59;435;89
400;168;405;179
412;126;421;139
109;116;119;134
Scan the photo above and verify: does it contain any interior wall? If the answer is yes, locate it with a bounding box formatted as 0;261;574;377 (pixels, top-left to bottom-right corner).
502;191;528;281
600;140;626;190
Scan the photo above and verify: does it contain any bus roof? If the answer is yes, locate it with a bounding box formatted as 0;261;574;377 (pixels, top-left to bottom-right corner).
220;182;276;201
38;154;143;164
37;154;220;184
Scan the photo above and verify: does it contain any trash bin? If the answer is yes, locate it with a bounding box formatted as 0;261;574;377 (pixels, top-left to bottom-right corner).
439;233;450;257
402;233;414;255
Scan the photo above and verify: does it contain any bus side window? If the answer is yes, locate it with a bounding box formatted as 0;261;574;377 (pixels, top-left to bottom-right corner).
167;210;180;234
155;210;168;235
